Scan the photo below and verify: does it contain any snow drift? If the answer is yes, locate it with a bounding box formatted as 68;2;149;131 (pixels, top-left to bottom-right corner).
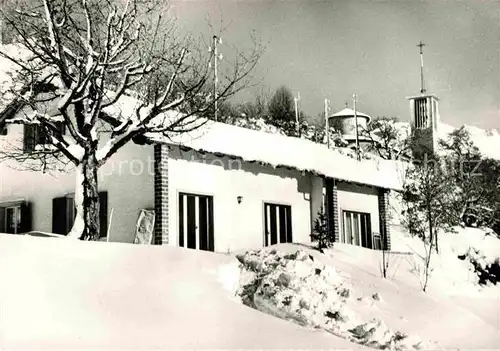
233;248;432;350
0;233;360;349
222;242;500;350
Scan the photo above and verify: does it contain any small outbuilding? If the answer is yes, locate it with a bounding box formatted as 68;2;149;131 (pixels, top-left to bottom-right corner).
328;107;373;149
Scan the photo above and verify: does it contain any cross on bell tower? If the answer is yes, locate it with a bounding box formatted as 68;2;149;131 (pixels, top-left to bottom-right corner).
417;41;426;94
406;40;441;156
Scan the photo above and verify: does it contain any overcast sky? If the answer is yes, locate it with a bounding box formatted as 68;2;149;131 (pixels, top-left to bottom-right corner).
170;0;500;130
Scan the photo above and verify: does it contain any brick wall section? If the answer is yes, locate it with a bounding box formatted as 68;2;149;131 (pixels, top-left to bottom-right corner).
325;178;340;243
332;180;340;243
378;188;391;250
154;144;169;245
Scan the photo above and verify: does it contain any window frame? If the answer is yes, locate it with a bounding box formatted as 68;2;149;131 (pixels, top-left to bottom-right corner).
178;191;214;251
4;205;22;234
342;210;373;249
263;202;293;247
24;122;66;153
0;201;32;234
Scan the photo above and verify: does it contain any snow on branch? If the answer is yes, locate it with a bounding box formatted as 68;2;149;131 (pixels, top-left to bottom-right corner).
1;0;262;168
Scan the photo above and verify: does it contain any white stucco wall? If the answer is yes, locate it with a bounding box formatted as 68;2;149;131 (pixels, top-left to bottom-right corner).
2;122;384;251
167;147;314;252
0;124;154;242
1;125;316;250
336;181;380;241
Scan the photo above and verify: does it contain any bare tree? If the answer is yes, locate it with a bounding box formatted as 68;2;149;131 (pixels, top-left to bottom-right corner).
0;0;262;240
237;89;269;120
360;117;410;160
438;127;487;226
402;154;459;291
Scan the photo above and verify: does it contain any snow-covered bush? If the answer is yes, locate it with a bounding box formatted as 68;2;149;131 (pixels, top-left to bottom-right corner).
361;117;411;160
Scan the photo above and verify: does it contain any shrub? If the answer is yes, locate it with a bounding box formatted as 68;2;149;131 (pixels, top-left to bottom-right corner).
310;207;334;250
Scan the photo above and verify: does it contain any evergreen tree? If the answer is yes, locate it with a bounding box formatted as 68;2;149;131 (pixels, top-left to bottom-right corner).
267;86;295;123
310;207;334;250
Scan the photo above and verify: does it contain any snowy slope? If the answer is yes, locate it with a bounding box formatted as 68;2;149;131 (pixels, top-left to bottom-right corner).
439;122;500;160
225;243;500;350
321;242;500;348
390;120;500;161
0;234;363;349
1;226;498;350
390;224;500;297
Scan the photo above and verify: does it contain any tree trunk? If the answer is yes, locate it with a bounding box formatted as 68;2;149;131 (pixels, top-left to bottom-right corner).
422;204;434;292
67;151;100;240
434;228;439;254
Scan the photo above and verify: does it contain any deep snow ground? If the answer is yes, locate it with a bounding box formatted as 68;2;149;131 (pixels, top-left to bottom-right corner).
1;227;499;350
0;234;362;349
321;241;500;348
225;234;500;350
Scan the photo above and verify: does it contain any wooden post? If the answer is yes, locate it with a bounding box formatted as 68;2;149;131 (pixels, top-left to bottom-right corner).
353;93;360;161
324;98;330;149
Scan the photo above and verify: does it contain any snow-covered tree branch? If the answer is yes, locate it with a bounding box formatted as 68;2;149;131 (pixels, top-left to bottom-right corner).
0;0;263;240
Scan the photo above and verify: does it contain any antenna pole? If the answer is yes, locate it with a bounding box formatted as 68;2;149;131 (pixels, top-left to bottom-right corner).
294;92;300;136
324;98;330;149
418;40;426;94
213;35;219;121
353;93;360;161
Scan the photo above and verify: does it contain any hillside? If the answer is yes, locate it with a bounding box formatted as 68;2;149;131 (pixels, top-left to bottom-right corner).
0;234;361;349
225;225;500;349
2;220;499;349
439;123;500;160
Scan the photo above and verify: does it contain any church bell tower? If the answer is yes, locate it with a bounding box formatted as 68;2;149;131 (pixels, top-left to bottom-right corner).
406;41;440;156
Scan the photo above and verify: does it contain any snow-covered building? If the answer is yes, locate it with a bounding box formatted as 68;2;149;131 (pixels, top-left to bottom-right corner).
0;43;406;253
328;107;373;149
0;107;404;252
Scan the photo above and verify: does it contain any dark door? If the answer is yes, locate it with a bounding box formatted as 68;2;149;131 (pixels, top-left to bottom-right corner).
359;212;372;249
5;207;18;234
178;193;214;251
264;203;292;246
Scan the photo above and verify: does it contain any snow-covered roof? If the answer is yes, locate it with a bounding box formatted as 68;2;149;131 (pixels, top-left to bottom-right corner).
329;108;371;120
102;93;406;190
0;44;405;190
145;118;405;191
0;44;32;114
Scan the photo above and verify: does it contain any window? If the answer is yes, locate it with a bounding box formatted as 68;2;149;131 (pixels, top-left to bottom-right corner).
52;192;107;237
414;98;429;129
24;122;66;153
0;201;32;234
0;125;7;136
342;210;373;249
178;192;214;251
264;203;292;246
